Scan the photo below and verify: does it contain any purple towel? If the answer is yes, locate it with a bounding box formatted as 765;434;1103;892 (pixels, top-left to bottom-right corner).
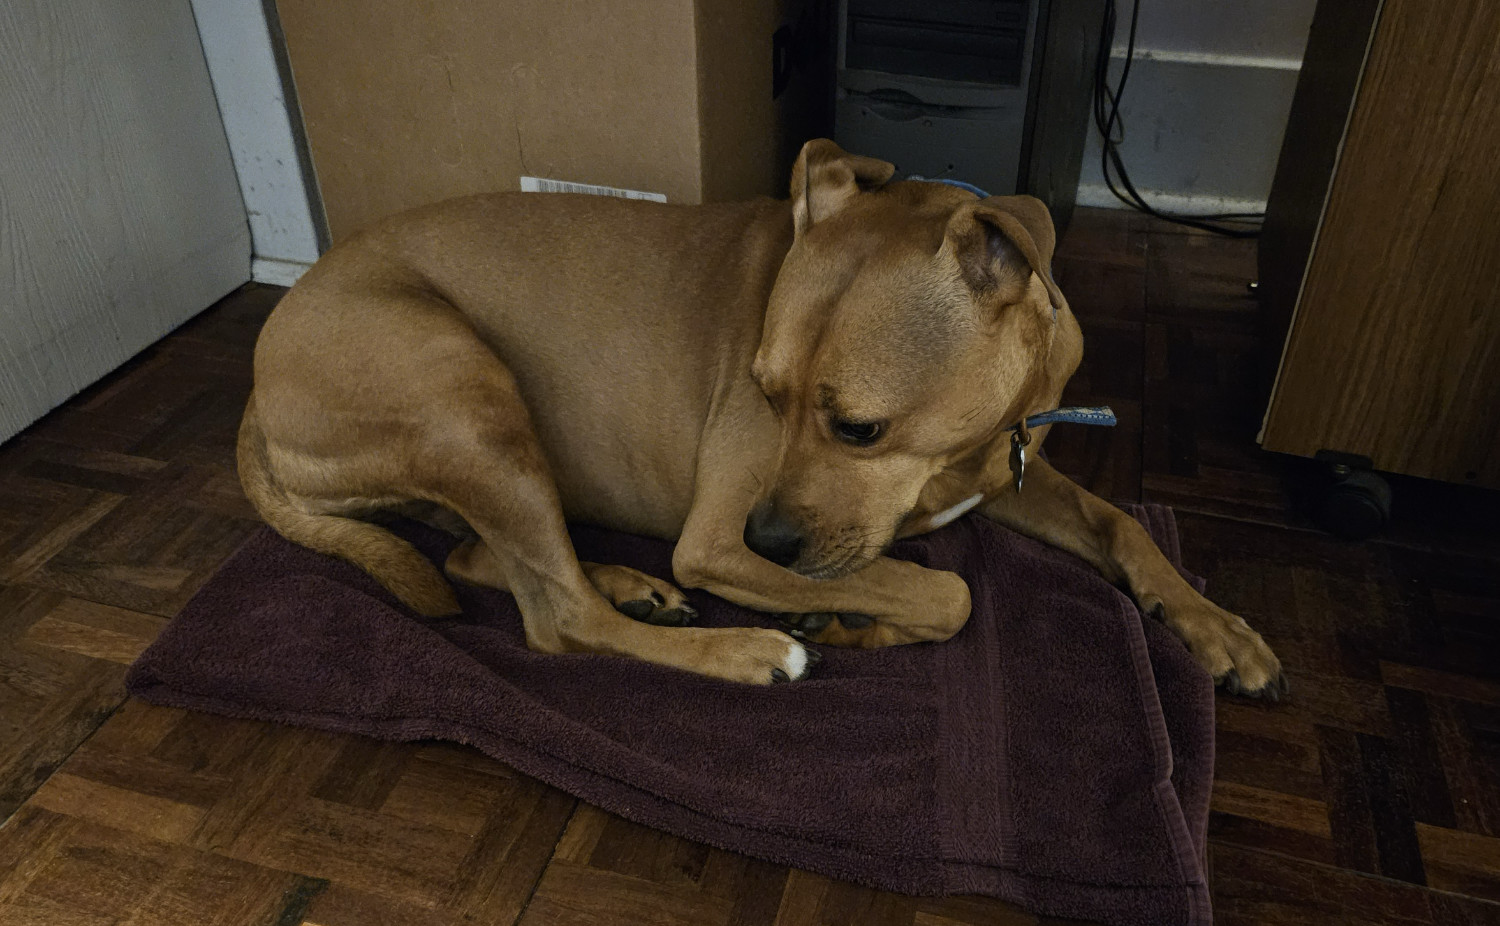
126;506;1214;926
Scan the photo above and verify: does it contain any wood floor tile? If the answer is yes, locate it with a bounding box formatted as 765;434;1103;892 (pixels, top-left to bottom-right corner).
0;603;132;821
1209;843;1442;925
1384;663;1500;707
299;882;456;926
1416;824;1500;903
439;778;575;924
0;807;303;926
520;860;738;926
770;870;918;926
1211;779;1333;838
0;488;124;585
29;771;207;844
232;795;478;904
22;597;166;664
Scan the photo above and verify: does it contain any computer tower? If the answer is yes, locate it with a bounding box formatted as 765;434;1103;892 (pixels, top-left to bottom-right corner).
833;0;1102;231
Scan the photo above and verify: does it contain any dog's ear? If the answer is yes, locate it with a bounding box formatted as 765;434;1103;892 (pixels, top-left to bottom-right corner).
943;194;1065;312
790;139;895;235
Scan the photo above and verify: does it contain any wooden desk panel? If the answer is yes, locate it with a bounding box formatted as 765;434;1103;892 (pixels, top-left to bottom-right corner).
1261;0;1500;488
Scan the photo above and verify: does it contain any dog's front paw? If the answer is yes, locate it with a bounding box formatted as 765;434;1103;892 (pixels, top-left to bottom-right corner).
1155;594;1286;701
581;562;697;626
698;628;820;684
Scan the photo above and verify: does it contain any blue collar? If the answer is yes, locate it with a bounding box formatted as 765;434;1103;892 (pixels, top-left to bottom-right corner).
908;176;991;199
1001;406;1115;494
1012;406;1117;432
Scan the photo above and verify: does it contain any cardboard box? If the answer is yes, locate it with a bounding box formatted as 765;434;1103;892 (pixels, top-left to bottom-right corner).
275;0;824;242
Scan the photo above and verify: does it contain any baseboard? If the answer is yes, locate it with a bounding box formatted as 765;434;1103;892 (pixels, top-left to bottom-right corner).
251;257;313;287
1074;184;1267;218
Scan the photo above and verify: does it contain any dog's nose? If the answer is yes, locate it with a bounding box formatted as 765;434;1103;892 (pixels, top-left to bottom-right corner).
744;502;804;568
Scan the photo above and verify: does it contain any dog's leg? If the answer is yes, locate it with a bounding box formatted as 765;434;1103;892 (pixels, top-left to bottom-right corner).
673;511;973;649
978;455;1286;698
440;492;809;684
423;366;810;685
444;540;696;628
380;505;693;624
675;540;972;648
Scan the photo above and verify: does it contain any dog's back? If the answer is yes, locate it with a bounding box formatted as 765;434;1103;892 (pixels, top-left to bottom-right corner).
251;193;793;538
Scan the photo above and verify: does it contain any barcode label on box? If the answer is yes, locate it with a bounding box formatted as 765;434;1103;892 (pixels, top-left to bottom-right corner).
520;176;666;202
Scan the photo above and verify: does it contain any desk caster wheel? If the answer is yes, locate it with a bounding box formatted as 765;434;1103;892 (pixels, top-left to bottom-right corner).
1316;468;1391;539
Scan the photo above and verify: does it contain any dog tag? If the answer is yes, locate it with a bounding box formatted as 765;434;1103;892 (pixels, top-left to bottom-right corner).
1009;430;1029;493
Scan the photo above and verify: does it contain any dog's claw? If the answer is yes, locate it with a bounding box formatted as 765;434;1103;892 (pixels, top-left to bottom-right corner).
837;613;872;629
1217;667;1290;702
805;648;822;667
657;607;696;627
771;668;790;684
1259;670;1290;702
804;612;835;633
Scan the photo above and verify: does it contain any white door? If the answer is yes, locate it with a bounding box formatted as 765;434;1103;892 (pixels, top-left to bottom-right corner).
0;0;250;443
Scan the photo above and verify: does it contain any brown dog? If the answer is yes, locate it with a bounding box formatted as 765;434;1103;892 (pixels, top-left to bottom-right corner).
238;139;1284;696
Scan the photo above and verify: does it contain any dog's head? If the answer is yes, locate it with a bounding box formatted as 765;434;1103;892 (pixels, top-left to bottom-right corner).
745;139;1072;577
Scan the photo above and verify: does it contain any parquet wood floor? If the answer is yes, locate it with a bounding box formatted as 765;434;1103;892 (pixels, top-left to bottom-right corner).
2;210;1497;924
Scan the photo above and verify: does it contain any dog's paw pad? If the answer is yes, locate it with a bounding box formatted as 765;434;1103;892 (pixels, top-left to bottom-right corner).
617;600;697;627
778;612;835;635
777;612;878;645
618;599;655;621
651;605;696;627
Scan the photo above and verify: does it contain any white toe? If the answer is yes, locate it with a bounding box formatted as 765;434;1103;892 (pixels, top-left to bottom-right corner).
783;641;808;680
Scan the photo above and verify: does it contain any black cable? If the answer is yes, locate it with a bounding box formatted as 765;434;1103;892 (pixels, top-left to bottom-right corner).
1093;0;1265;238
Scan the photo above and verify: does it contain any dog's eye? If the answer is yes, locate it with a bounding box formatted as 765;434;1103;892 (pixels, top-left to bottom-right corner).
833;419;883;445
